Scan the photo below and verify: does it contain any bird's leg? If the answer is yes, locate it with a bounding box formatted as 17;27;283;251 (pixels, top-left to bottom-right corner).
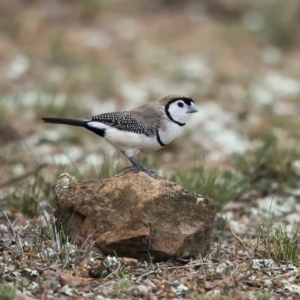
121;152;158;179
127;156;158;179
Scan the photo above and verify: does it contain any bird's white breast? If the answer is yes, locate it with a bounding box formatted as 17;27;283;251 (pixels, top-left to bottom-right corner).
158;121;184;145
88;121;162;157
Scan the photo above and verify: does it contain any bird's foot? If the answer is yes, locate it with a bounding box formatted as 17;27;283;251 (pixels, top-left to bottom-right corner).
138;166;159;179
122;165;159;179
124;157;159;179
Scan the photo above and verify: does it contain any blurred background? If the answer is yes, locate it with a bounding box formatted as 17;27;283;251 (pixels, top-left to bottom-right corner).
1;0;300;213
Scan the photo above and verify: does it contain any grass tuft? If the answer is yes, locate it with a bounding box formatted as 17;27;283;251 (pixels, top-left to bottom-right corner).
234;134;300;194
5;186;40;218
256;222;300;262
4;169;55;217
80;153;122;180
169;164;250;211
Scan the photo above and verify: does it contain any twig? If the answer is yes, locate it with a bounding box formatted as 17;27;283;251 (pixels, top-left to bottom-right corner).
73;237;96;265
165;262;214;270
229;221;252;256
103;261;121;281
4;212;24;256
137;270;156;279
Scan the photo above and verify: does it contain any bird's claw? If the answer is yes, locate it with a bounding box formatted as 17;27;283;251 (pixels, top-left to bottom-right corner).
122;165;159;179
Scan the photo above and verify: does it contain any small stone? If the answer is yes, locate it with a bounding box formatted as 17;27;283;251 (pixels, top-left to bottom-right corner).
122;257;139;267
131;284;149;297
59;272;86;287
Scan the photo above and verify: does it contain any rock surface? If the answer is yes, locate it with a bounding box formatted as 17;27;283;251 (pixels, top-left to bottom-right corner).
54;170;216;261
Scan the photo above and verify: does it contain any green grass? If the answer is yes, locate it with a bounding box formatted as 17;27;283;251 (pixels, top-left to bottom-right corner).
256;222;300;262
5;185;41;217
0;283;16;300
3;166;56;217
2;152;123;216
3;134;300;215
80;153;122;180
164;134;300;211
234;134;300;194
169;164;250;211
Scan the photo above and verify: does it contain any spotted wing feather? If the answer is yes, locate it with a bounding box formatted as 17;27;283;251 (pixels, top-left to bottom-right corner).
89;112;156;136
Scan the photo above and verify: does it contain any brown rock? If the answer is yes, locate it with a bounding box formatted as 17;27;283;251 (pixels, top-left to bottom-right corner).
54;170;216;261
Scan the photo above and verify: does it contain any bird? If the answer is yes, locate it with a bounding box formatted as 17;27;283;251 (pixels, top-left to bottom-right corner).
42;94;198;178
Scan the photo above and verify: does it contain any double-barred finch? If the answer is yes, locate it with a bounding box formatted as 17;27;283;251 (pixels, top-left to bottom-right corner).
42;94;198;178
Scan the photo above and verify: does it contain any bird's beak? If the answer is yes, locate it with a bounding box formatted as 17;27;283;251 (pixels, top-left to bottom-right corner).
187;102;198;113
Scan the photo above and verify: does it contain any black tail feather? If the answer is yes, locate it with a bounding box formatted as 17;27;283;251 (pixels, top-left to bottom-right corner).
42;118;86;127
42;117;106;137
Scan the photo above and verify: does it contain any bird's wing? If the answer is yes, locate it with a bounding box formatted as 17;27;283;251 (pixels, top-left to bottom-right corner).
88;111;157;136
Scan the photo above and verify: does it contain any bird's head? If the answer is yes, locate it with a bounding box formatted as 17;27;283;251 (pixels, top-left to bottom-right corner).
162;94;198;126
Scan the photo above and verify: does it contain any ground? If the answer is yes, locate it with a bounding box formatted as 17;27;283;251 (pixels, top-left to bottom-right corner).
1;0;300;299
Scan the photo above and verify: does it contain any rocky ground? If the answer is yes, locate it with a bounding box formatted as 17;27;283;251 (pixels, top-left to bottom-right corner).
1;0;300;299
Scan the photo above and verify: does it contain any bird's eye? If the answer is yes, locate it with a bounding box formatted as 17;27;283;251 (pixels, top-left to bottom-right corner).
177;102;184;108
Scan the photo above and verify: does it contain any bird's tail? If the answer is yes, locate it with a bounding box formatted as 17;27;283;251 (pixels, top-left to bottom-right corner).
42;118;86;127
